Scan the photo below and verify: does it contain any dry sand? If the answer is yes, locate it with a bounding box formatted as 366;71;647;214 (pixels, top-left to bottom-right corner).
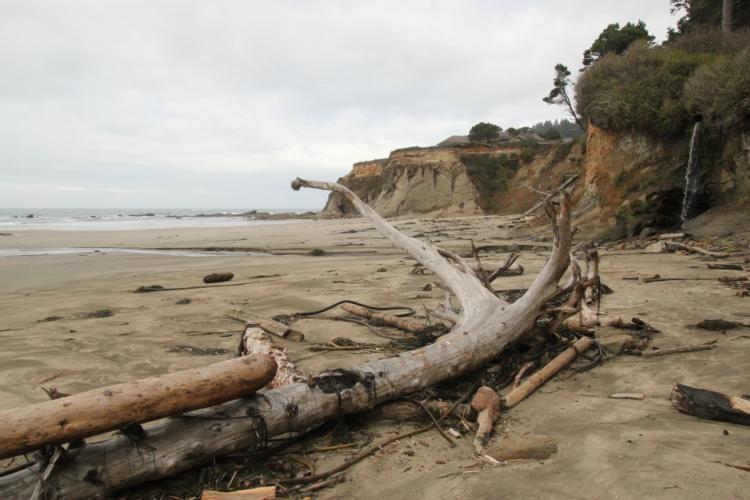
0;216;748;499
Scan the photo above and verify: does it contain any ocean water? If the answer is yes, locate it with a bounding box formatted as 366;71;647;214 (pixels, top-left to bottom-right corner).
0;208;309;231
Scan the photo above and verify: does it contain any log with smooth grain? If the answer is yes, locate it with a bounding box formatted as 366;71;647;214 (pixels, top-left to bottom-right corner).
0;354;277;459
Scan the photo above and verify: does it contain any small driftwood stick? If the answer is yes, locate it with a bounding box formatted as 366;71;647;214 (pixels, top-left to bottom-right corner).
659;232;687;240
503;336;595;408
670;383;750;426
609;393;645;400
486;252;524;283
227;308;305;342
339;303;427;333
0;355;277;460
640;343;715;357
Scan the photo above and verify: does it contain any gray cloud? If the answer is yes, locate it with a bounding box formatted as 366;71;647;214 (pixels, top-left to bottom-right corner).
1;1;676;208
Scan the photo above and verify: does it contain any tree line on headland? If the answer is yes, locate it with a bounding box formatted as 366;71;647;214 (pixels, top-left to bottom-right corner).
471;0;750;144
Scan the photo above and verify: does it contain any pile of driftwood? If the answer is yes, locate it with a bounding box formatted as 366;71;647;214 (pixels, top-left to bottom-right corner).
0;178;747;498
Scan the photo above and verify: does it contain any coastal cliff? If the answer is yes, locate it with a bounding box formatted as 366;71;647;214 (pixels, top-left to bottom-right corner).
322;147;494;217
323;126;749;238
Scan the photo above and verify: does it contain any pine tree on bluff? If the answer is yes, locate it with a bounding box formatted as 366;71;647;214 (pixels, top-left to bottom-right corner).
581;21;654;68
542;64;583;130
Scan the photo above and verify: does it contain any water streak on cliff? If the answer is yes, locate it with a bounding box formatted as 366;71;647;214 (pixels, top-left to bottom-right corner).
681;121;701;224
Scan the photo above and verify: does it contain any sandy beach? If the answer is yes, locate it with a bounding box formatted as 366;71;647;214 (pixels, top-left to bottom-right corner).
0;216;748;499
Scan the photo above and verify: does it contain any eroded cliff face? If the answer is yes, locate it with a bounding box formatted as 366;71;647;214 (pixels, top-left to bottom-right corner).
717;132;750;203
323;147;505;217
322;141;586;219
573;123;688;237
323;125;749;238
575;123;749;238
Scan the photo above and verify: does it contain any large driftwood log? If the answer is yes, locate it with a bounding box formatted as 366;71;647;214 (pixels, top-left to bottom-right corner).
0;355;277;460
0;178;573;498
670;383;750;426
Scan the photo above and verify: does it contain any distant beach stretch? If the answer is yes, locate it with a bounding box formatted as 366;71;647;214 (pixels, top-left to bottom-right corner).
0;208;310;231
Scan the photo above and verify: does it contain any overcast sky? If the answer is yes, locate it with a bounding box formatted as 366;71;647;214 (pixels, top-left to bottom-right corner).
1;1;677;209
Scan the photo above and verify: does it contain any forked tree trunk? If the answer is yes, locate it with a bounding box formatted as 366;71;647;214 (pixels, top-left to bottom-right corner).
0;178;573;498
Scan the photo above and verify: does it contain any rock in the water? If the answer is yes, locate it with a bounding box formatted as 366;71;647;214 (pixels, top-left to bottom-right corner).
203;272;234;284
640;226;657;238
485;433;557;462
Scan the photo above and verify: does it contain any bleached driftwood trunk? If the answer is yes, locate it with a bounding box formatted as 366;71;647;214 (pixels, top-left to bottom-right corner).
0;355;277;460
0;178;572;498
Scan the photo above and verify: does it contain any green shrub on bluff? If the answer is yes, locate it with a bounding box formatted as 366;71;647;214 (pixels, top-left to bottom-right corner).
575;41;714;136
468;122;502;143
684;48;750;129
461;153;519;211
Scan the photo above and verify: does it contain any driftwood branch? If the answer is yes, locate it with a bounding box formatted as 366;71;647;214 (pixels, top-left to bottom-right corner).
503;336;594;408
640;343;716;357
340;303;432;334
520;174;579;218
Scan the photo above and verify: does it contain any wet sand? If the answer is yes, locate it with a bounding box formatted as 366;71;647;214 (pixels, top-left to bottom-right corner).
0;216;748;499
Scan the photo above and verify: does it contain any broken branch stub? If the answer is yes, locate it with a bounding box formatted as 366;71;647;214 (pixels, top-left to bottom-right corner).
240;327;305;389
0;180;573;498
470;386;502;454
